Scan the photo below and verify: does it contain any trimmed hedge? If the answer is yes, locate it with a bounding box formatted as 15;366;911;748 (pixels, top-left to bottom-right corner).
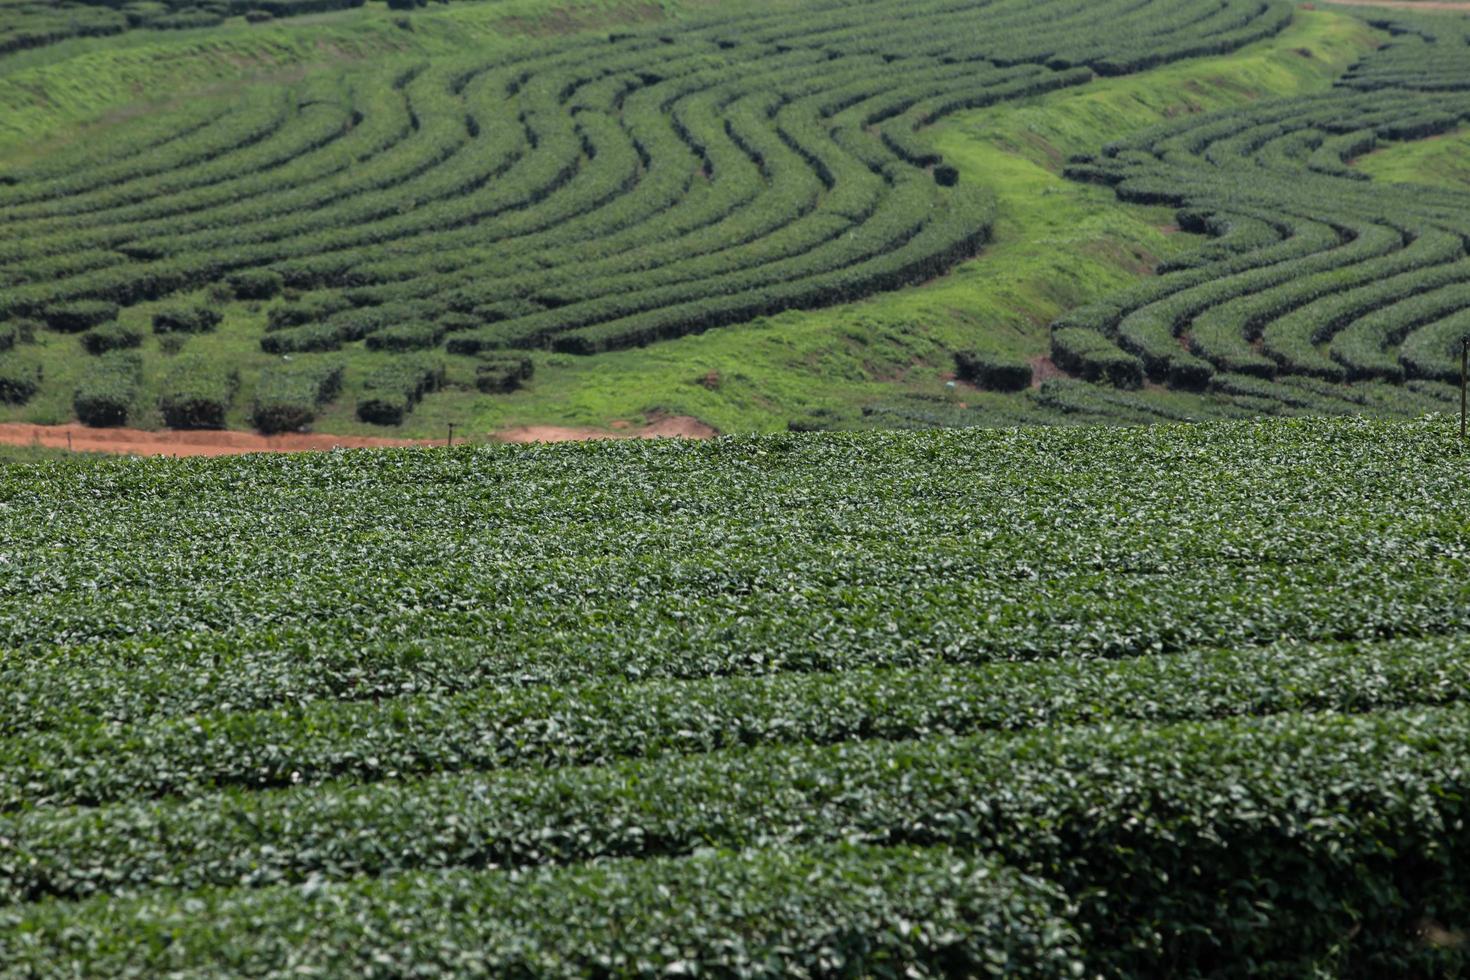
152;305;222;335
0;845;1084;978
250;359;343;434
227;269;284;301
158;357;239;429
43;301;118;334
474;353;534;393
1050;328;1144;389
73;351;142;427
80;321;144;355
954;350;1032;391
356;355;444;425
364;322;445;352
0;355;42;405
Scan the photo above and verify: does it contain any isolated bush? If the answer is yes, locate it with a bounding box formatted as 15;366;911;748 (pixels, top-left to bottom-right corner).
81;321;144;355
474;354;534;394
159;357;239;429
954;350;1032;391
227;269;284;301
73;351;142;427
251;360;343;434
44;301;119;334
153;306;222;335
0;355;41;405
357;355;444;425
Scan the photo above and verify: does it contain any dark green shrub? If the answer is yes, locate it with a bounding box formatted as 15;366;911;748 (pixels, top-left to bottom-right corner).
152;306;222;335
227;269;284;301
260;323;342;354
73;351;142;427
266;296;350;331
244;9;272;21
44;301;119;334
474;354;534;394
933;164;960;187
254;359;345;431
0;355;41;405
0;323;16;352
81;321;144;355
1050;329;1144;389
954;350;1033;391
251;360;344;434
9;319;39;344
366;323;445;353
357;355;445;425
159;357;239;429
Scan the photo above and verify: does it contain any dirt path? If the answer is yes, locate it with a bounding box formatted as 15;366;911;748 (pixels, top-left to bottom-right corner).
493;415;718;444
0;415;718;457
0;423;436;458
1308;0;1470;11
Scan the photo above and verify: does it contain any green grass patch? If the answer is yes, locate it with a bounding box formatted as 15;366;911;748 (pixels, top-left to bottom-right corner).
1353;124;1470;190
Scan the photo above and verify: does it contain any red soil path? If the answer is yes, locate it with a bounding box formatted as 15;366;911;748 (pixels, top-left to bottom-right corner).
0;423;436;457
0;414;717;457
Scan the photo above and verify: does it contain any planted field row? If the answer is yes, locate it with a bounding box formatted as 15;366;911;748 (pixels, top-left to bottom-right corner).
0;0;1292;428
0;0;366;58
1;416;1467;973
1051;10;1470;398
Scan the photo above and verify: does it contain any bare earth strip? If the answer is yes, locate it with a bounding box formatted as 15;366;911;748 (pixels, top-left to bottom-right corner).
0;424;436;457
0;415;717;457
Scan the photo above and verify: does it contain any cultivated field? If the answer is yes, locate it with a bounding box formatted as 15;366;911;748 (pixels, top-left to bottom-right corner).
2;0;1468;437
3;0;1470;974
1;416;1468;974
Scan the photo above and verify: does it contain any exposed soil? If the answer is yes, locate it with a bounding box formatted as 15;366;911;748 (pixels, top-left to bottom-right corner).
493;415;718;443
0;423;435;457
1029;355;1066;387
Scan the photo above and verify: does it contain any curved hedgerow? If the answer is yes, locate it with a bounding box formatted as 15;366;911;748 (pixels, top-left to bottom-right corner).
0;0;1292;397
1047;10;1470;404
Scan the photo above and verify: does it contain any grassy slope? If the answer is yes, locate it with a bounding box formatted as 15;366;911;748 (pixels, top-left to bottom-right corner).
0;6;1377;438
408;8;1373;437
0;1;722;158
1353;125;1470;189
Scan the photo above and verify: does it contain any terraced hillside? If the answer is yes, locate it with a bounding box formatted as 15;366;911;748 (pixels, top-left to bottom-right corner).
1;416;1468;974
1052;8;1470;408
0;0;1297;433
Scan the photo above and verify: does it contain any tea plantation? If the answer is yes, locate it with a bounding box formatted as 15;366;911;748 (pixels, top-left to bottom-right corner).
1;415;1468;975
5;0;1470;433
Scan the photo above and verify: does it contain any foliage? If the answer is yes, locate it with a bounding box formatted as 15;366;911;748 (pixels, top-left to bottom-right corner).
70;349;140;425
79;320;143;355
0;352;41;404
954;349;1032;391
248;358;342;433
355;353;443;424
0;417;1467;974
157;355;238;428
0;0;1289;384
1051;9;1470;406
152;305;222;335
42;300;118;334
